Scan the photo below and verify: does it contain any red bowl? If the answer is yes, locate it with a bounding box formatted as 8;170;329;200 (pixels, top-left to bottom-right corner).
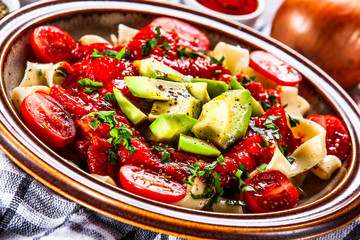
0;0;359;239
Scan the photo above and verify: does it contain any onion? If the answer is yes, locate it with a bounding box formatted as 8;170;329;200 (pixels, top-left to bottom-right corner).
270;0;360;90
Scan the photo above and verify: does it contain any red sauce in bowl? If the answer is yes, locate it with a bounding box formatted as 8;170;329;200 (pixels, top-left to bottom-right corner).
196;0;258;15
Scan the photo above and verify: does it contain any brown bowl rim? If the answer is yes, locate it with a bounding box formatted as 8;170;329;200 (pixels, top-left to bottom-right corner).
0;1;360;239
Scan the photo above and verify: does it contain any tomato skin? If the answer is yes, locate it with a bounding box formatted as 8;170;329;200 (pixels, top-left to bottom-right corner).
30;25;76;63
119;165;186;203
250;50;302;86
21;91;76;148
151;17;209;51
243;170;299;213
306;115;350;160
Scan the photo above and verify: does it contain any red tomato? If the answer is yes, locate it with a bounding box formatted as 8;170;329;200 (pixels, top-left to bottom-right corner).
250;50;302;86
306;115;350;160
151;17;209;51
21;91;76;148
30;25;76;63
119;165;186;203
243;170;299;213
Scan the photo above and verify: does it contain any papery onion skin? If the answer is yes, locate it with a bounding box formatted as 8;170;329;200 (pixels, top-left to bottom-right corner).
270;0;360;90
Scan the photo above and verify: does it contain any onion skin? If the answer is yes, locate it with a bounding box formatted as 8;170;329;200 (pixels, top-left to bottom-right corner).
270;0;360;89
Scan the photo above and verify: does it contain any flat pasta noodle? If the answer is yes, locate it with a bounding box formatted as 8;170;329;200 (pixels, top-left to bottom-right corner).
117;23;138;46
173;177;209;210
287;117;327;177
211;42;249;75
266;144;291;175
211;198;244;213
12;85;50;112
279;86;310;117
311;155;342;180
91;174;117;187
45;62;70;87
78;34;109;45
19;61;52;87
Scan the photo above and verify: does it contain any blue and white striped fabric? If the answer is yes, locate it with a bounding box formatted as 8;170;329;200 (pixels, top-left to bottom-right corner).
0;152;182;240
1;150;360;239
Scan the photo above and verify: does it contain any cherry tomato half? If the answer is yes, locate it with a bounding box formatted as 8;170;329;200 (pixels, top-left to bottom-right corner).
21;91;76;148
119;165;186;203
250;50;302;86
243;170;299;213
151;17;210;51
30;25;76;63
306;114;350;161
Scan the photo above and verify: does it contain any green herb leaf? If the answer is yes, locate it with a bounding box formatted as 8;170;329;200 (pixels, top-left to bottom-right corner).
288;114;300;128
225;200;247;206
256;163;267;171
161;151;171;163
103;93;116;102
177;47;205;60
42;123;50;131
210;56;225;65
56;67;69;77
86;111;117;129
38;69;43;77
92;47;130;61
216;155;225;165
242;186;256;192
78;78;103;93
190;186;214;199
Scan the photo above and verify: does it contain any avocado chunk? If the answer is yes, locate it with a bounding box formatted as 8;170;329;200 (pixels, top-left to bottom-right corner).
124;76;190;100
184;82;210;104
191;89;252;150
133;58;190;82
149;114;198;143
191;78;229;98
229;77;264;117
113;88;147;125
178;134;221;157
148;96;201;122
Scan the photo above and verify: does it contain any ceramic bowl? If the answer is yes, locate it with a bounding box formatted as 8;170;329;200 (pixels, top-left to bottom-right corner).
183;0;265;27
0;0;359;239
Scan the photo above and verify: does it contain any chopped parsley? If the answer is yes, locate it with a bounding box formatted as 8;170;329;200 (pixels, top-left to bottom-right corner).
256;163;267;171
150;144;174;164
56;67;69;78
177;47;205;60
183;162;204;185
249;115;283;148
233;163;248;190
84;111;135;163
225;200;247;206
190;186;214;199
288;114;300;127
141;27;171;57
38;69;43;77
240;74;255;86
42;123;50;131
103;93;117;102
278;143;296;164
210;56;225;65
268;94;279;105
78;78;103;93
92;47;130;61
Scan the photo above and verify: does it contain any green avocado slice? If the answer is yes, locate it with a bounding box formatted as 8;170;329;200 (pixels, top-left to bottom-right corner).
113;88;147;125
124;76;190;100
191;78;229;98
133;58;190;82
149;114;198;143
229;77;264;117
178;134;221;157
191;89;252;150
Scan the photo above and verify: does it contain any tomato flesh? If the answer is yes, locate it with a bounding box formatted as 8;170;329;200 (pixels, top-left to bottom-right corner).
250;50;302;86
21;91;76;148
151;17;209;51
30;25;76;63
243;170;299;213
306;115;350;161
119;165;186;203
